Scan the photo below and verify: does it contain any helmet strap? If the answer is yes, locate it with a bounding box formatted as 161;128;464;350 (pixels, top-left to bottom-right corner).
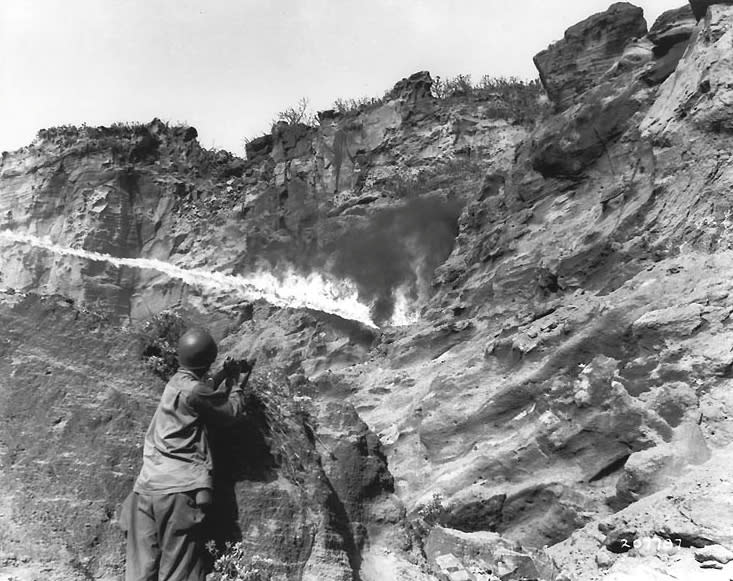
181;364;210;377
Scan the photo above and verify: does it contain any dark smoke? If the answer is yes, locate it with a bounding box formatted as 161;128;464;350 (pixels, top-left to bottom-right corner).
241;195;463;325
326;196;462;324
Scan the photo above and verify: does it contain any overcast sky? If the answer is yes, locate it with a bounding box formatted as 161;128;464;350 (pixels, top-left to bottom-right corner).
1;0;681;155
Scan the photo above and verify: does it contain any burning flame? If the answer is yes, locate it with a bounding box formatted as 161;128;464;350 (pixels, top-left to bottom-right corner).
0;230;380;328
391;284;420;326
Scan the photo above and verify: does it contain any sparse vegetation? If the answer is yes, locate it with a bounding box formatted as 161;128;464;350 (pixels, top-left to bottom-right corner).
411;492;451;545
138;310;187;380
432;74;547;124
431;74;474;98
331;95;384;115
431;73;542;99
33;119;202;166
36;121;149;145
416;492;450;526
243;72;546;145
273;97;319;127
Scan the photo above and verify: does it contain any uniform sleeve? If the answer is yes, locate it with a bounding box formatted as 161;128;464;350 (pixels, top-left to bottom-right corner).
186;380;247;427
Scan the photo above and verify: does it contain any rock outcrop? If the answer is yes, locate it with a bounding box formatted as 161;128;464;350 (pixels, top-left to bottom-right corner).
533;3;648;110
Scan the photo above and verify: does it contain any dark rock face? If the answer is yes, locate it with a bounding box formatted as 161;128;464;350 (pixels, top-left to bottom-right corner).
689;0;733;20
245;133;273;161
533;2;648;110
528;83;646;179
206;374;398;579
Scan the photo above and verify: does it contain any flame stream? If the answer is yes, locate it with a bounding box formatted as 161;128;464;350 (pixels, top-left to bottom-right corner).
0;230;378;328
391;284;420;326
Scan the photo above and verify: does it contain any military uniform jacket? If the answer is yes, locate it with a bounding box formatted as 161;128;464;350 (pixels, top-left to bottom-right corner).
133;368;246;495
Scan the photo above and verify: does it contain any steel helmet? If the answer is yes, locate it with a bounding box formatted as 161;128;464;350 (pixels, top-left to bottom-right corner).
177;327;218;370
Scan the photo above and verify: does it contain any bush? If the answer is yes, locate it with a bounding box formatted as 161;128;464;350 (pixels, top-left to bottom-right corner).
139;310;187;380
273;97;318;127
432;74;474;99
331;95;383;115
416;492;449;527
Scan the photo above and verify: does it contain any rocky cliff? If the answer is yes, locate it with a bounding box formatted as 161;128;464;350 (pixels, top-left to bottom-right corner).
2;1;733;580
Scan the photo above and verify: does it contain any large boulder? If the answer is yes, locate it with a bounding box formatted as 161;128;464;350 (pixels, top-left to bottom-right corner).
533;2;648;110
527;82;647;179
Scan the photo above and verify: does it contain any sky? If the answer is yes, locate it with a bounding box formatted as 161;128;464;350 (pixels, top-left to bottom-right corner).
1;0;681;155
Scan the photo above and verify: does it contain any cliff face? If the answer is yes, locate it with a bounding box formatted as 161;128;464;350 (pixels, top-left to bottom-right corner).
0;74;525;326
2;2;733;580
0;72;530;580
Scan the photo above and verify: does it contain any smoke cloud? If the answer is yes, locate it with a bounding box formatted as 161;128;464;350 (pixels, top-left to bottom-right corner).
326;196;462;324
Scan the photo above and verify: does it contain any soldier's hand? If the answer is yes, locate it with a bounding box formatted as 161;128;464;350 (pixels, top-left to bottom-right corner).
223;357;241;379
240;358;256;374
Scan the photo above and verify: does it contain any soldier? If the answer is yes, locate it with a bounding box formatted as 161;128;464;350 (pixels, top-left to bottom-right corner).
122;327;253;581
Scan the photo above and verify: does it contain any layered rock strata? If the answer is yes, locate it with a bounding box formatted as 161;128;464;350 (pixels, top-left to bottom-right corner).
339;0;733;559
533;3;647;110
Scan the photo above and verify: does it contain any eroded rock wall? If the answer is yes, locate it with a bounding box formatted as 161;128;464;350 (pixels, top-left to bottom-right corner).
333;0;733;560
0;74;527;326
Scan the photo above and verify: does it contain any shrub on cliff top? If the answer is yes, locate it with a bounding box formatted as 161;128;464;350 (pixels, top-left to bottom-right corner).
272;97;319;127
332;95;385;115
432;74;547;124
